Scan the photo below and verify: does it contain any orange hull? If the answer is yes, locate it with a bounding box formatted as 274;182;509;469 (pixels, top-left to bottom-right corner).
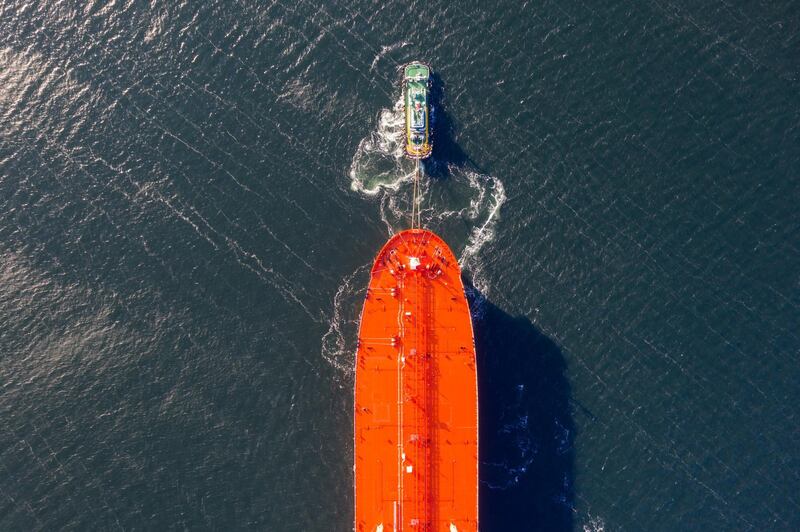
354;229;478;532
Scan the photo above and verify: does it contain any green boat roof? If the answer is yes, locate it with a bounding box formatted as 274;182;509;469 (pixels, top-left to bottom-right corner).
404;63;429;81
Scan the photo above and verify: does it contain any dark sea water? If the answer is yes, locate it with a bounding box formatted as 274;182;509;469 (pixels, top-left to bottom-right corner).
1;1;798;530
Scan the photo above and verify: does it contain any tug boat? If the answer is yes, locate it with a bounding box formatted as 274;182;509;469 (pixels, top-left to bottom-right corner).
403;62;432;159
354;229;479;531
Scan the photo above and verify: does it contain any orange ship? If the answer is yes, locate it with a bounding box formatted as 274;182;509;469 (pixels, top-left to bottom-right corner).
354;229;479;531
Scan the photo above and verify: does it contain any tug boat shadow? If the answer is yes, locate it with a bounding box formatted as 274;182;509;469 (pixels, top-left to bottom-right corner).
467;284;576;531
424;72;476;180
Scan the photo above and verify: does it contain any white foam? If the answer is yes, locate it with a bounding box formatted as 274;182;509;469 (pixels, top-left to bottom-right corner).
320;263;370;377
349;97;410;196
459;171;506;294
326;96;508;373
582;514;606;532
369;41;409;71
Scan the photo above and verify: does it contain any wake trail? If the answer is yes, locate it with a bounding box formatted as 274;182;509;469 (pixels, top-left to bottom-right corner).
322;84;506;374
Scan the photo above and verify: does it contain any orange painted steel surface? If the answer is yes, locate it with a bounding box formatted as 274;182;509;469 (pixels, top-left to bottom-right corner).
354;229;478;532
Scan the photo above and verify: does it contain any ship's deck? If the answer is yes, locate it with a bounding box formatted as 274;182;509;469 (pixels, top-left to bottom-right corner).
403;62;431;159
404;84;431;159
354;229;478;532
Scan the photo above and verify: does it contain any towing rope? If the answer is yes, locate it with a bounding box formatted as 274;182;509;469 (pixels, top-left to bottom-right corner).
411;159;421;229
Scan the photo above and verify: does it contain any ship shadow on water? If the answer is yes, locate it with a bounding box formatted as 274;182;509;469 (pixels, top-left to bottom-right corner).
424;72;474;180
465;283;575;531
